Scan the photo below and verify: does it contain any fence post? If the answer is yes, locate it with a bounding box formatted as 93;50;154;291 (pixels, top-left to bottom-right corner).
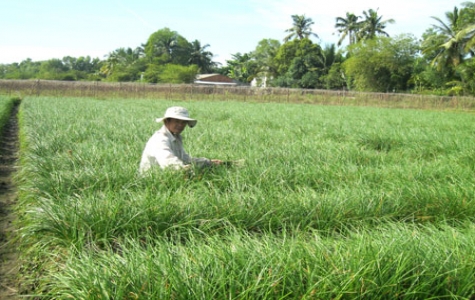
35;79;41;97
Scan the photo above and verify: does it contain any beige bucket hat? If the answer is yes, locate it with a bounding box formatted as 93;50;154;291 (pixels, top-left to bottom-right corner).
155;106;198;128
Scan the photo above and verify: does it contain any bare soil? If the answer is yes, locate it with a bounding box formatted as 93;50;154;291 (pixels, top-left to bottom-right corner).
0;102;20;299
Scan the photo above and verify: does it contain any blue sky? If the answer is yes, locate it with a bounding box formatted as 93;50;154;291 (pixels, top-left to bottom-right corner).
0;0;464;65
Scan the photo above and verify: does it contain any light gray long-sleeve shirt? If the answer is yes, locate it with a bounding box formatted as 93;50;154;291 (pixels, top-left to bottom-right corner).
139;125;210;173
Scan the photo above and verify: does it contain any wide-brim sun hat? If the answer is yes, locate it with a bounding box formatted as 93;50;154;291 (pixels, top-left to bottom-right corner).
155;106;198;128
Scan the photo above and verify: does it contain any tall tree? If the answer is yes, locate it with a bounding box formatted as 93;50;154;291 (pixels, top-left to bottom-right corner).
273;38;325;88
144;28;190;65
0;59;41;79
226;52;257;83
343;35;419;92
188;40;217;73
423;7;465;68
102;48;137;76
38;59;69;80
335;12;360;46
101;47;146;81
283;15;319;42
455;1;475;57
252;38;281;84
420;3;475;95
357;9;395;41
321;44;344;73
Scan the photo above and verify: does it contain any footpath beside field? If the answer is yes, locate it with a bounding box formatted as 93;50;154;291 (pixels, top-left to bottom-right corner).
0;101;19;299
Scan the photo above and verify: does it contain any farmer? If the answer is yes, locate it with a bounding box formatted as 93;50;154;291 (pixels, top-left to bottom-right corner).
139;106;223;173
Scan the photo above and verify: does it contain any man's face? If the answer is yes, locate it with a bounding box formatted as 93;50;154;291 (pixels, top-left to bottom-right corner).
165;118;188;135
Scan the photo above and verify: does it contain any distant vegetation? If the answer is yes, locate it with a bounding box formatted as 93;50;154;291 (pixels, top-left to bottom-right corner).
2;2;475;96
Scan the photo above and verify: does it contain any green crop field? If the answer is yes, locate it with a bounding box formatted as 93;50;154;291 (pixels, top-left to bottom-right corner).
11;96;475;298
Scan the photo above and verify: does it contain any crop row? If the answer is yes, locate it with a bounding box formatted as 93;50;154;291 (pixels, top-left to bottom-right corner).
7;96;475;298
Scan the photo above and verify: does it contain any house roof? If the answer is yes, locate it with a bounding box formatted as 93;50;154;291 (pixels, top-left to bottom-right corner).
194;73;237;85
196;74;221;80
194;80;237;86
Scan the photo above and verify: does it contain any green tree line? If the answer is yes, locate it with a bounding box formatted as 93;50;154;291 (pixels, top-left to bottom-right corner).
1;3;475;96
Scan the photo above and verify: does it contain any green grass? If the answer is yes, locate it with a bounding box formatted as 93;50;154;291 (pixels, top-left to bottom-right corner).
15;96;475;299
45;223;475;299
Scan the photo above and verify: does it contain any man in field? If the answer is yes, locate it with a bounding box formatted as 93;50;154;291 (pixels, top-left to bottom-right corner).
139;106;223;174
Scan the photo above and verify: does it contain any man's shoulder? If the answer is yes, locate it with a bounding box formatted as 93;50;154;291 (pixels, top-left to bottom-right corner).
150;127;173;142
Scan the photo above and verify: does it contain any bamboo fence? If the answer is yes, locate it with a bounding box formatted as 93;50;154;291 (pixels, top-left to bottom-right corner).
1;79;474;111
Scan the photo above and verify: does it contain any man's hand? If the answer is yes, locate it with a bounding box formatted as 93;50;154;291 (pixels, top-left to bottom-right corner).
210;159;223;165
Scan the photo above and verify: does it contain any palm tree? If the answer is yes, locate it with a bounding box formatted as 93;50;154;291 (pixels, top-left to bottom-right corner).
335;12;360;46
456;24;475;56
422;7;465;68
144;28;181;63
283;15;319;42
252;39;281;82
357;8;395;41
153;34;177;60
188;40;217;73
226;52;256;83
101;48;126;76
100;47;145;77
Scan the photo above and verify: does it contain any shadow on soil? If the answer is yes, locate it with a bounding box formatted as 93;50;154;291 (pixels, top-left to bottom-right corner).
0;99;20;299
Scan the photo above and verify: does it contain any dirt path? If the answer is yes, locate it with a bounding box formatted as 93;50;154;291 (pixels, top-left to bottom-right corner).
0;101;20;299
